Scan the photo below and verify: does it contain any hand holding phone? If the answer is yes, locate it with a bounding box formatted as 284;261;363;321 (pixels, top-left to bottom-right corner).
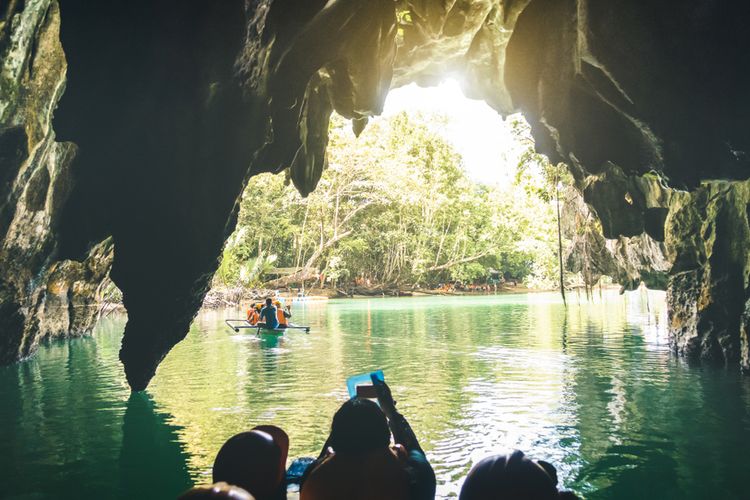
372;375;397;418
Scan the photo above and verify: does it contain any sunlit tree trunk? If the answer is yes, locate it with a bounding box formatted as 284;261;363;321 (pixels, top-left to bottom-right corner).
555;170;567;306
434;219;450;267
295;203;310;270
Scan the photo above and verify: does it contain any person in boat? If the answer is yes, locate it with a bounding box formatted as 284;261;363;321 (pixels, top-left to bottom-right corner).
275;300;291;327
247;304;260;325
179;482;255;500
212;426;289;500
259;298;279;329
459;450;579;500
300;380;435;500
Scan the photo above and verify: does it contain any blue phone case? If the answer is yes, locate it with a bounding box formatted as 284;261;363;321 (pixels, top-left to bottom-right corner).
346;370;385;399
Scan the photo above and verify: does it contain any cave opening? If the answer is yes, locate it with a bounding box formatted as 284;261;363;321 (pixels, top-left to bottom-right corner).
214;79;586;297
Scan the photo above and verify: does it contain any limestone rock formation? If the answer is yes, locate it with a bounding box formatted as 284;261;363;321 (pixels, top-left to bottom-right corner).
665;181;750;370
2;0;750;388
52;0;264;390
0;0;113;364
565;187;670;293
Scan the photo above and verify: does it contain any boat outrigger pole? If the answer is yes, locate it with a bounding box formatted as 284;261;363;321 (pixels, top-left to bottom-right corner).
224;319;311;334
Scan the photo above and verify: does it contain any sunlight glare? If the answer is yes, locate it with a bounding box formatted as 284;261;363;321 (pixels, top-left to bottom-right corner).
378;79;525;186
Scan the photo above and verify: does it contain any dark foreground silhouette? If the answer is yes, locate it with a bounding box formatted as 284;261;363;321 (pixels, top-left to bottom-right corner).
180;380;578;500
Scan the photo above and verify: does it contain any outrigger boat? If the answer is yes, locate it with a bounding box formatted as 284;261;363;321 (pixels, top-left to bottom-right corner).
225;319;311;334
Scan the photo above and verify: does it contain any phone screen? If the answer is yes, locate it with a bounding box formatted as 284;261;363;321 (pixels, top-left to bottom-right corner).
355;384;378;398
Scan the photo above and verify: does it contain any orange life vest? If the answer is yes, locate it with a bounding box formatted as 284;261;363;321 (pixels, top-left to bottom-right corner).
276;307;288;327
247;309;260;325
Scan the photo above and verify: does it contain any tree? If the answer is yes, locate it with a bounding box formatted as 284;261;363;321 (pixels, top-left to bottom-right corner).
214;112;564;290
510;116;574;295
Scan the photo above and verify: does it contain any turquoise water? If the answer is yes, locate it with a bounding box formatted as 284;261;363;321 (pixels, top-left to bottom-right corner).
1;291;749;499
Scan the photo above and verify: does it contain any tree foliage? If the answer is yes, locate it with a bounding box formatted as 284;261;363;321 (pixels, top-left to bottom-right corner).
215;112;566;289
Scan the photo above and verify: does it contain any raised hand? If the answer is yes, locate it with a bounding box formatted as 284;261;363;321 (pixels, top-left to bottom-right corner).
372;376;397;418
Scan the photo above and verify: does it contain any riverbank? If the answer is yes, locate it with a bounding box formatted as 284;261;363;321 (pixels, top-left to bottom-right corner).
200;283;566;308
100;283;621;314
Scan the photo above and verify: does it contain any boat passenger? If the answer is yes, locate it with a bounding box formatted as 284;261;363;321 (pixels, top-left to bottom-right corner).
301;381;435;500
179;482;255;500
251;424;289;488
212;428;287;500
459;450;579;500
247;306;260;326
259;298;279;329
275;300;291;327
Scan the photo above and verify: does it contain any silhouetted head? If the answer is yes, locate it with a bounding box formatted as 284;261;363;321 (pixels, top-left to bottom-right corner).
251;425;289;487
212;430;283;499
179;482;255;500
459;450;579;500
265;298;273;306
329;397;390;454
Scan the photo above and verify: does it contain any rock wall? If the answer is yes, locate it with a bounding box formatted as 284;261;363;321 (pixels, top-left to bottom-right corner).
2;0;750;388
0;0;113;364
564;185;671;293
665;181;750;371
51;0;266;390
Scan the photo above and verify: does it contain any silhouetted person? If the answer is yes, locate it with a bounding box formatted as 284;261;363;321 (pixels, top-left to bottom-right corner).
179;482;255;500
252;425;289;492
301;380;435;500
459;450;579;500
212;428;288;500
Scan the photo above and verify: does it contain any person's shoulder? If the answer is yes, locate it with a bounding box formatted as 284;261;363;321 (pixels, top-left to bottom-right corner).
404;450;436;499
407;449;429;463
405;450;435;481
301;454;338;490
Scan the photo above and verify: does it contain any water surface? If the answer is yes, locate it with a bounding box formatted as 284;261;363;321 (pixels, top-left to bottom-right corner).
1;291;749;499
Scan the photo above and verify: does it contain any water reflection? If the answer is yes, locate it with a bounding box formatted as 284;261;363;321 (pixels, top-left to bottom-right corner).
119;393;192;499
1;291;749;499
0;320;194;499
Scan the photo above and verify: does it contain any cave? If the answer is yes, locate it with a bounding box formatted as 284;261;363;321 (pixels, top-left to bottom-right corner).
2;0;750;392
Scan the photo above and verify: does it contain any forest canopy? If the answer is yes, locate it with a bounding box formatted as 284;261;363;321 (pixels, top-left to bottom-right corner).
214;112;571;291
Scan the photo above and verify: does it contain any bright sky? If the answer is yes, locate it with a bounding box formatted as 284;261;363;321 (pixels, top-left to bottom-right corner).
378;79;525;186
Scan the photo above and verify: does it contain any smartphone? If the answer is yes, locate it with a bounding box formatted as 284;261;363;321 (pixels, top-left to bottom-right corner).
355;384;379;398
346;370;384;399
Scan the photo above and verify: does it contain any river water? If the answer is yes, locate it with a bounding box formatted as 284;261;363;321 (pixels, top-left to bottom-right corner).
1;291;749;499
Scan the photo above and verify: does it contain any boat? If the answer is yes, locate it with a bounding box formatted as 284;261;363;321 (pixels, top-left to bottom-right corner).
225;319;311;334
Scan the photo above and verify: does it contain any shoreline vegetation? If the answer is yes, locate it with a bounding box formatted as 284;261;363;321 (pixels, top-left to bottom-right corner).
201;281;622;309
98;282;621;317
201;283;539;308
